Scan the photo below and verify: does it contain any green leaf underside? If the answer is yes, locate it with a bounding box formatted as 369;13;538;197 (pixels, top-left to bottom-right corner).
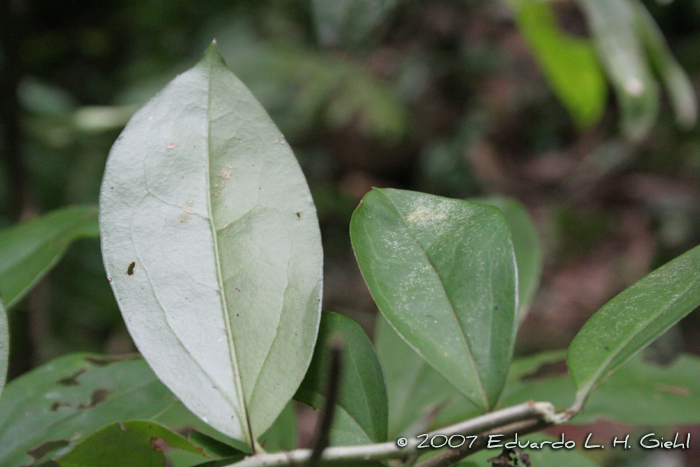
568;245;700;406
473;197;542;318
312;0;398;48
0;354;227;467
99;42;323;444
576;0;659;140
0;205;98;309
0;300;7;398
58;421;206;467
351;189;517;411
510;0;607;129
295;312;388;444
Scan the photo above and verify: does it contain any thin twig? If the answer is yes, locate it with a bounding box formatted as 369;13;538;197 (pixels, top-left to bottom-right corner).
226;401;561;467
413;417;551;467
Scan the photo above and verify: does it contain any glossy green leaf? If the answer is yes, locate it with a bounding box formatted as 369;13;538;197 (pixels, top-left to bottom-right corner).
576;0;659;140
351;188;517;411
58;421;206;467
473;197;542;318
632;0;697;129
0;353;235;467
375;315;462;438
0;300;7;398
99;42;323;445
0;205;98;309
568;245;700;408
312;0;398;48
509;0;607;128
457;433;600;467
295;312;388;445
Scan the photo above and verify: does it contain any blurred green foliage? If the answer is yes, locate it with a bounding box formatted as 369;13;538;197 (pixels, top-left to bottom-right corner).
2;0;700;401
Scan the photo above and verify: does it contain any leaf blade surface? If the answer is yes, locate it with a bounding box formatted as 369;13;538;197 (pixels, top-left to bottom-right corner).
99;42;323;444
0;205;98;309
568;245;700;407
351;189;517;411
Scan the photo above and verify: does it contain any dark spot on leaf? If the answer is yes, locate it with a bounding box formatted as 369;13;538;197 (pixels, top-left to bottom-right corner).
520;359;567;382
87;388;111;407
57;368;87;386
127;261;136;276
84;353;140;366
27;439;70;461
488;448;530;467
49;401;71;411
296;212;302;218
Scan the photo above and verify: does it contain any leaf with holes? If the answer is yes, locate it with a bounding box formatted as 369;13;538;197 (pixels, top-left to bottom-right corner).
502;353;700;426
0;353;238;467
99;42;323;446
351;188;517;412
58;421;207;467
568;244;700;409
0;205;98;309
295;312;388;445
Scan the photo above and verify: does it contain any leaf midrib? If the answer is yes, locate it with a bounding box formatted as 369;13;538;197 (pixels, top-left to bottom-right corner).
203;55;251;444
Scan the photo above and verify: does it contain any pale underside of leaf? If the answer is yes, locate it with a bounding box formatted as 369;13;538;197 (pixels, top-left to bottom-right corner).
100;44;322;444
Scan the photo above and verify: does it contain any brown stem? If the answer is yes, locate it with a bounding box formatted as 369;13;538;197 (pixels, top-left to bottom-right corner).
307;339;343;467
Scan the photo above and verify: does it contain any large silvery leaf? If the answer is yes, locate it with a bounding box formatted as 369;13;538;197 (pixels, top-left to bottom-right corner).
351;189;517;411
0;205;98;309
568;245;700;409
99;42;323;445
